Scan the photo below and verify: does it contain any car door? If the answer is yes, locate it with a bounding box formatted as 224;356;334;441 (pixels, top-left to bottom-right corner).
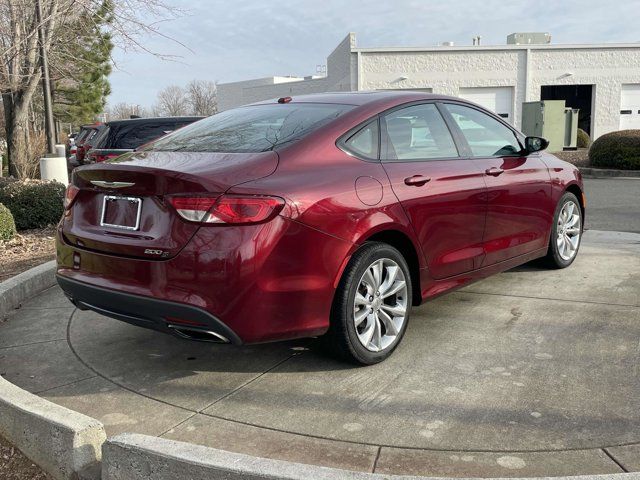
441;102;554;266
380;102;487;279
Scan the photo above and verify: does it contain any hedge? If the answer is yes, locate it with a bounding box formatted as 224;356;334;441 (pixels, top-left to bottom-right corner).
0;179;65;230
0;203;16;241
0;176;18;191
589;130;640;170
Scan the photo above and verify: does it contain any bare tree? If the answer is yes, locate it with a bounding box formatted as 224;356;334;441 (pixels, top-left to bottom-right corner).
186;79;217;116
0;0;184;177
107;102;137;120
153;85;188;116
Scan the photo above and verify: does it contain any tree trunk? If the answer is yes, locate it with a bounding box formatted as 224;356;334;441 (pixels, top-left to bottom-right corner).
2;93;15;178
4;92;31;179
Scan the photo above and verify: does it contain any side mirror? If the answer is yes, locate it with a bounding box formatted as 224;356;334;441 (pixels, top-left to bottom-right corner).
524;136;549;153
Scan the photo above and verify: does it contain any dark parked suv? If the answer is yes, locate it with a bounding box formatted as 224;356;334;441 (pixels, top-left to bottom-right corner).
83;116;202;164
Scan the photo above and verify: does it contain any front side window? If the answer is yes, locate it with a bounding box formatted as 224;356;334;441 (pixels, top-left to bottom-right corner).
382;104;459;161
444;104;522;157
148;103;353;153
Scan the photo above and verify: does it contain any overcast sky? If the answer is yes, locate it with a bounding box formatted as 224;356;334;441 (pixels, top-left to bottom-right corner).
109;0;640;108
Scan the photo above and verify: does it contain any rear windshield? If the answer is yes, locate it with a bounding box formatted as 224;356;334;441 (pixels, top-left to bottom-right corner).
105;121;197;150
148;103;353;153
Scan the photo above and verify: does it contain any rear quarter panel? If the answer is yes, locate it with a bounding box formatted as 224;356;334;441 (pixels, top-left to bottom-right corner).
228;131;426;270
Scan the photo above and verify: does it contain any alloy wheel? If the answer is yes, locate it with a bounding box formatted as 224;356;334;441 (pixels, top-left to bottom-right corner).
556;200;581;261
353;258;408;352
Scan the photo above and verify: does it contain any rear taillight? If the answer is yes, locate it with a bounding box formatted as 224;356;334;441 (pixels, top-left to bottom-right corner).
168;195;284;225
64;185;80;210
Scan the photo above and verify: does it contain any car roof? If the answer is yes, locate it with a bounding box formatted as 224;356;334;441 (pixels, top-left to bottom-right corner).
105;116;204;127
250;90;461;107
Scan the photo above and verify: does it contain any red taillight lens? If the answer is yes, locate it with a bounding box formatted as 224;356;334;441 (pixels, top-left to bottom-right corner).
168;195;284;225
64;185;80;210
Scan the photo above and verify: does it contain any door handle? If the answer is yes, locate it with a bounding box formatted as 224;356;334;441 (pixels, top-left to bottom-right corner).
485;167;505;177
404;175;431;187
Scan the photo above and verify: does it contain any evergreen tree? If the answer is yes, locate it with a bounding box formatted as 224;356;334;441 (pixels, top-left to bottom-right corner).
54;0;114;126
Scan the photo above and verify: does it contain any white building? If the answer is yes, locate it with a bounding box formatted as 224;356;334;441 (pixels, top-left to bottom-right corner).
217;33;640;139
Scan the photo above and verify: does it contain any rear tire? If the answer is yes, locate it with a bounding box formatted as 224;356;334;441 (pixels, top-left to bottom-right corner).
325;242;412;365
541;192;582;269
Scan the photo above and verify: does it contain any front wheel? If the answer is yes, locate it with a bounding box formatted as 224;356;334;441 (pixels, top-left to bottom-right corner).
325;242;412;365
542;192;583;269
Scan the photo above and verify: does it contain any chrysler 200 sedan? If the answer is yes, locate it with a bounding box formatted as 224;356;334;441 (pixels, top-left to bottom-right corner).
56;92;584;364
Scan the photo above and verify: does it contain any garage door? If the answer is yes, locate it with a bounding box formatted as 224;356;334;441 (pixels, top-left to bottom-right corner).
620;84;640;130
459;87;514;124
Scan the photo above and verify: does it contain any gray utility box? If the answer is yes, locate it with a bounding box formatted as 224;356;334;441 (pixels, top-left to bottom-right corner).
521;100;576;152
564;108;580;149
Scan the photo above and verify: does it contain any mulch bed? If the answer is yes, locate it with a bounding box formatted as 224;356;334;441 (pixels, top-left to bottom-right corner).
0;227;56;283
0;435;52;480
554;148;590;167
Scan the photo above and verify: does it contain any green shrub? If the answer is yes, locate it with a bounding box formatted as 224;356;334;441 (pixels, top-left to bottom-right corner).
589;130;640;170
0;179;65;230
576;128;591;148
0;203;16;241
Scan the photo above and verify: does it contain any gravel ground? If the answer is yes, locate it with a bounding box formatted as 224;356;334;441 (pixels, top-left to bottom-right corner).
0;227;56;283
0;435;51;480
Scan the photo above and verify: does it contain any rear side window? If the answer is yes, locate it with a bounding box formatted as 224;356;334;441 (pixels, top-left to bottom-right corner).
444;104;522;157
382;104;459;161
110;123;184;149
341;121;379;160
76;128;91;143
149;103;353;153
84;127;104;147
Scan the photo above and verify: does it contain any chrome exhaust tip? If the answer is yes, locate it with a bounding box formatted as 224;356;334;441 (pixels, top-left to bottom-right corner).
167;325;230;343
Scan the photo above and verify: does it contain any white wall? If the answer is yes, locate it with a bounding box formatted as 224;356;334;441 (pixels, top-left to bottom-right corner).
527;47;640;138
217;33;357;111
217;34;640;140
359;49;526;128
217;77;305;112
358;45;640;139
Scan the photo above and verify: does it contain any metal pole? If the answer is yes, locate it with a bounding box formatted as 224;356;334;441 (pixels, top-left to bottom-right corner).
35;0;56;155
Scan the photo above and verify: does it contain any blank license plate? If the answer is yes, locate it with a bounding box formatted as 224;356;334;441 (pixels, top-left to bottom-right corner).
100;196;142;231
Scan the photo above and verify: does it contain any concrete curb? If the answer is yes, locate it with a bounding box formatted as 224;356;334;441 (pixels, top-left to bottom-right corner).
0;376;106;480
579;167;640;178
0;259;56;318
103;434;640;480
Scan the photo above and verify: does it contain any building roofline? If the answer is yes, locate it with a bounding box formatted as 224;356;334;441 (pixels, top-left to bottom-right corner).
353;42;640;53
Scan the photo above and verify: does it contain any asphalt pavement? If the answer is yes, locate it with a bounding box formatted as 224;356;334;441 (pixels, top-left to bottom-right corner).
1;230;639;477
584;177;640;233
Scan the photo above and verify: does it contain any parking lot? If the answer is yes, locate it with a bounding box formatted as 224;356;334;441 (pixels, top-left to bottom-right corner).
1;177;639;477
584;178;640;233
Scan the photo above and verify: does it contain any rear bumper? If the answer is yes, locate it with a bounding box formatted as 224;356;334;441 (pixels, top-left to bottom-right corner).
56;215;354;344
57;274;242;344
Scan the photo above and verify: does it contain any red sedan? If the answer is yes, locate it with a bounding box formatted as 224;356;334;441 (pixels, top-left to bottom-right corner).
56;92;585;364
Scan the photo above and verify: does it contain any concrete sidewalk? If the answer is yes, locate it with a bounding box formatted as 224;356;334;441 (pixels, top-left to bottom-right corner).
1;230;639;478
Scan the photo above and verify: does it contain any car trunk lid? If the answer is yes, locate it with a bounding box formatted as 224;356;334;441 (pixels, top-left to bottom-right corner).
63;150;278;259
